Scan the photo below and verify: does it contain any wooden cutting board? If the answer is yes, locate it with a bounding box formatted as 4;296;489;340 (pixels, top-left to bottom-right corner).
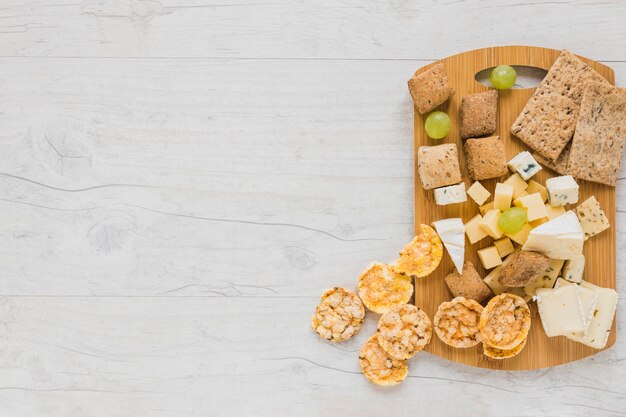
413;45;616;370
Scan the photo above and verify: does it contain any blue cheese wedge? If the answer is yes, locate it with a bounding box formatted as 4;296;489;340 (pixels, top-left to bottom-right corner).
546;175;579;207
574;196;610;240
508;151;542;180
432;218;464;273
562;255;585;284
434;183;467;206
567;282;618;349
522;211;584;259
536;285;586;337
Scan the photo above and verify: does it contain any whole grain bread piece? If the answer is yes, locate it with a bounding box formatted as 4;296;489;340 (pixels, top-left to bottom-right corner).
417;144;462;190
498;250;551;287
566;80;626;186
510;50;609;161
444;261;492;303
533;141;572;175
408;62;455;114
460;90;498;139
464;136;508;180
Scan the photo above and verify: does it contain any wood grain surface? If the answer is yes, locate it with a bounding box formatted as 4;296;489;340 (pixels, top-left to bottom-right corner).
413;46;615;370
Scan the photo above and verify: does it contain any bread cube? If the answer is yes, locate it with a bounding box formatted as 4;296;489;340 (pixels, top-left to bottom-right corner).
417;144;462;190
464;136;508;180
408;62;455;114
460;90;498;138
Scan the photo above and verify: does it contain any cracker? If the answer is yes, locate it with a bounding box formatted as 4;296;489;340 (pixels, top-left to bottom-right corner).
444;260;492;303
394;224;443;278
533;141;571;175
311;287;365;342
460;90;498;139
566;81;626;186
417;144;462;190
434;297;483;348
479;293;531;350
483;336;527;360
357;262;413;314
377;304;432;360
407;62;455;114
464;136;508;180
359;335;408;386
510;50;608;161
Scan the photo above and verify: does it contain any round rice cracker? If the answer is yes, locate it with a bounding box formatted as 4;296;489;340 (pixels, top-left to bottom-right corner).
434;297;483;348
359;334;408;386
483;336;527;360
394;224;443;278
358;262;413;314
377;304;432;360
479;293;531;350
311;287;365;342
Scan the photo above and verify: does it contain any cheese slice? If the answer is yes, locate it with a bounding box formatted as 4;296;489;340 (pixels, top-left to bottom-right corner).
433;218;465;273
574;196;610;240
523;259;564;297
522;211;584;259
567;282;618;349
553;279;598;336
536;285;586;337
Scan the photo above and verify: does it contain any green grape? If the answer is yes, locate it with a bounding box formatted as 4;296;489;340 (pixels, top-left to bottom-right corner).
490;65;517;90
424;111;451;139
498;207;527;234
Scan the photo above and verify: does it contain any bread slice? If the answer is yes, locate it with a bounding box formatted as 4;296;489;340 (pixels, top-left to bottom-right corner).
510;50;608;161
566;81;626;186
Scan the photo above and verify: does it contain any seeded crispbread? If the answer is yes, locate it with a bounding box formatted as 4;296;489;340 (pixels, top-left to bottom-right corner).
533;141;571;175
566;81;626;186
408;62;455;115
510;50;608;161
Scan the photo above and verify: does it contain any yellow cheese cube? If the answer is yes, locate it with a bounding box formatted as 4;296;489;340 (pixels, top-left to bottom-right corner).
477;246;502;269
494;183;514;211
494;237;514;257
483;265;507;295
514;193;549;221
467;181;491;205
479;201;494;215
545;203;566;220
505;223;533;245
464;214;488;244
516;191;529;198
480;209;504;239
504;173;529;199
530;217;549;227
526;180;548;202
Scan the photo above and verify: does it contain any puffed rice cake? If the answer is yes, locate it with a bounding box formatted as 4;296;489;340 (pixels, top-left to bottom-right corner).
479;293;531;350
394;224;443;278
434;297;483;348
359;334;408;386
311;287;365;342
357;262;413;314
483;336;527;360
376;304;432;360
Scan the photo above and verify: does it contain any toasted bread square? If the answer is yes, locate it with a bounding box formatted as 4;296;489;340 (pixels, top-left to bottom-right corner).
464;136;508;180
408;62;455;114
460;90;498;139
417;144;462;190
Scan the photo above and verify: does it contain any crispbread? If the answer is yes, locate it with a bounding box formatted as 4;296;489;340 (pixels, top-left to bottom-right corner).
566;81;626;186
483;336;527;360
377;304;432;360
393;224;443;278
434;297;483;348
479;293;531;350
359;335;408;386
407;62;455;115
311;287;365;342
357;262;413;314
533;141;571;175
510;50;608;161
417;144;462;190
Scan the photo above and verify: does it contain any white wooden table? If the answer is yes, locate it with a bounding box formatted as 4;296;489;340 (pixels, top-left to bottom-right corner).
0;1;625;416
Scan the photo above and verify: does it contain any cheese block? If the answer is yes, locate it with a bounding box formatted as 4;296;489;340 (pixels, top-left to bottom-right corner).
477;246;502;269
536;285;586;337
434;183;467;205
562;255;585;284
464;214;488;244
505;223;533;245
493;237;514;258
467;181;491;205
503;173;528;199
508;151;542;180
479;202;494;215
480;209;504;239
523;258;564;297
526;179;548;202
522;211;584;259
505;286;533;302
483;266;507;295
567;282;618;349
546;175;579;207
494;183;514;211
544;203;566;220
514;193;549;222
433;218;465;273
574;196;610;240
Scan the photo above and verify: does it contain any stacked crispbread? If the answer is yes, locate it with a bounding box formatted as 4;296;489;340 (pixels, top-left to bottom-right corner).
510;50;626;186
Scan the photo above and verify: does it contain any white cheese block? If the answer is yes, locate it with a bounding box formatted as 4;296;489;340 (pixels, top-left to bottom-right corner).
535;285;586;337
466;181;491;205
434;183;467;206
562;255;585;284
432;218;465;273
574;196;610;240
553;278;598;336
546;175;579;207
567;282;618;349
508;151;542;180
522;211;584;259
